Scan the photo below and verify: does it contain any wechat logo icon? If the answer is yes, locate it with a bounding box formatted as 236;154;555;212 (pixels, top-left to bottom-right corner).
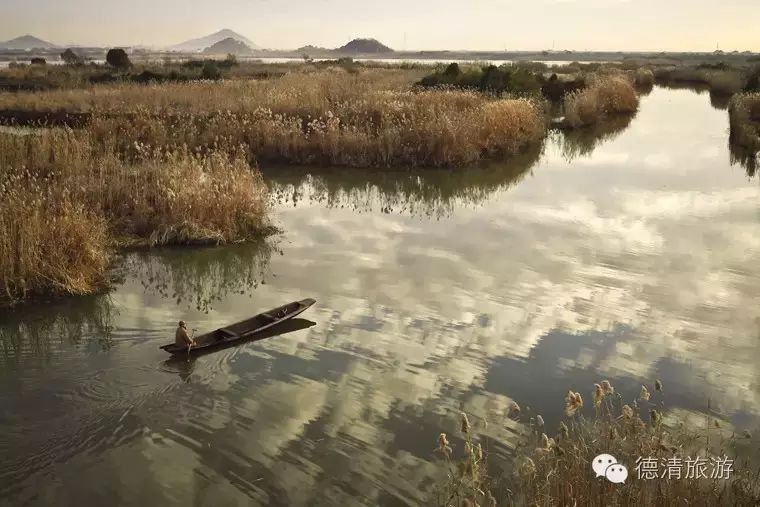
593;453;628;484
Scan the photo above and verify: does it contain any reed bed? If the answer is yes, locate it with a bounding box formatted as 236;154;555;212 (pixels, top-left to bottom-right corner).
729;93;760;152
1;69;546;168
563;75;639;128
436;381;760;506
633;68;655;88
0;189;110;301
88;93;545;168
0;69;418;114
654;67;746;96
0;131;269;303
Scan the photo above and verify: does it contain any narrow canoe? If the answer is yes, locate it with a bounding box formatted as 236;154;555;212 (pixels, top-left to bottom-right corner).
159;298;316;355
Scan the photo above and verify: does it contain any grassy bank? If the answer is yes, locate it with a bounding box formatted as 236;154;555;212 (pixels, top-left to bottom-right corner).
563;75;639;128
0;131;269;304
729;93;760;152
435;381;760;506
654;66;748;96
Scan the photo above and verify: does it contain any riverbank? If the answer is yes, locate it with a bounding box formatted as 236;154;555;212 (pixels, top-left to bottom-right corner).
729;93;760;151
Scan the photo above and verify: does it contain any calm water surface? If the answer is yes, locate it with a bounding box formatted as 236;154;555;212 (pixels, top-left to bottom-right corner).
2;87;759;505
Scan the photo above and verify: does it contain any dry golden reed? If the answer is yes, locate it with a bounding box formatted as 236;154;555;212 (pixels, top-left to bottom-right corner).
0;130;269;303
729;93;760;151
2;69;547;168
436;380;760;506
564;75;639;128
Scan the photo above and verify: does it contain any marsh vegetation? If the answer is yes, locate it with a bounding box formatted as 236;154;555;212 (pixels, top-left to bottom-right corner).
0;131;268;304
1;58;754;304
437;381;760;506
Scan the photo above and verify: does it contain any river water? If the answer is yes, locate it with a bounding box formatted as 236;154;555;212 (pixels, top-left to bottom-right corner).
1;86;759;505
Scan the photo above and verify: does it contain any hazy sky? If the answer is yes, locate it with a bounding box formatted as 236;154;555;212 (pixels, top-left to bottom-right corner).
3;0;758;51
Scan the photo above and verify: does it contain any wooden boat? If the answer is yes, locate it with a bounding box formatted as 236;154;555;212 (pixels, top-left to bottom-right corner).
160;298;316;355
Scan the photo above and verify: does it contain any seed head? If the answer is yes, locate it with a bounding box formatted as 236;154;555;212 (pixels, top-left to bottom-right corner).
565;391;584;416
640;385;651;401
559;421;569;439
622;404;634;420
655;379;663;392
593;384;604;407
461;413;471;434
601;380;614;395
536;415;544;428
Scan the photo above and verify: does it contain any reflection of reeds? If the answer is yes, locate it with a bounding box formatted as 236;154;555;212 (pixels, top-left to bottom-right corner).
264;141;544;218
0;294;116;361
435;380;760;506
125;239;275;313
559;111;635;161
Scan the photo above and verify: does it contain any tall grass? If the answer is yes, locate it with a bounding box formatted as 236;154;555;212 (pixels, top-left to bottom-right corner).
86;94;546;168
633;68;655;88
0;131;269;303
0;70;547;168
436;381;760;506
0;190;110;301
564;75;639;128
654;67;746;96
729;93;760;152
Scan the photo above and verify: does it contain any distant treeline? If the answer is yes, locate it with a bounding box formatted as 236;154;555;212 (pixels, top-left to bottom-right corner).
417;63;584;101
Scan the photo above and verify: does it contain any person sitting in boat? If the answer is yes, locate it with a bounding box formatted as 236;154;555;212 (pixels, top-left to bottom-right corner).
175;320;196;349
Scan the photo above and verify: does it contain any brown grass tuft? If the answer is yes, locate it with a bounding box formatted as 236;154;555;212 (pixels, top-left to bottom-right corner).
729;93;760;152
564;75;639;128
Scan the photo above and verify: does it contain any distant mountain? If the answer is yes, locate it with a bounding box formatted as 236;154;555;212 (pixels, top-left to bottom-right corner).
0;35;57;50
170;29;258;52
335;38;393;54
202;37;253;55
297;45;329;53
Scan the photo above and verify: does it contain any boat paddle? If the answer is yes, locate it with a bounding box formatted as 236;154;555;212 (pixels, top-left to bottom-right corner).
187;329;196;358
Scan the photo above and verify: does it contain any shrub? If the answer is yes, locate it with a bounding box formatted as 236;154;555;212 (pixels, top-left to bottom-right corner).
61;48;83;65
106;48;131;69
201;61;222;80
30;58;46;66
223;53;239;67
419;63;541;96
444;62;461;77
744;66;760;92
